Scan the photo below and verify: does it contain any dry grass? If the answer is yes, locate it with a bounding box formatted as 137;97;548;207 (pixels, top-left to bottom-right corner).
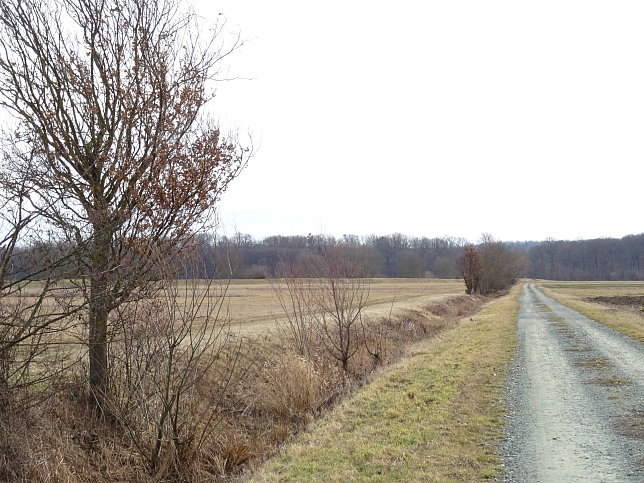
2;278;479;481
251;283;522;482
538;281;644;341
228;292;487;478
224;278;465;336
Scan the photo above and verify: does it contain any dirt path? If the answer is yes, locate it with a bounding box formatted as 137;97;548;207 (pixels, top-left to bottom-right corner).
501;283;644;481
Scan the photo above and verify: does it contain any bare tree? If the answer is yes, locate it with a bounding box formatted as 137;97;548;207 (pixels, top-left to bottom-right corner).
308;245;369;372
273;245;370;372
456;245;482;294
0;0;248;409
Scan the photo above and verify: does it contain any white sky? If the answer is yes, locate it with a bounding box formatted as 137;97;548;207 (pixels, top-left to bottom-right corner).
200;1;644;243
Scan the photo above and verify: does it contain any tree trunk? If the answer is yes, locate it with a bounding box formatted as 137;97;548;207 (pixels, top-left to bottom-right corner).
89;226;111;410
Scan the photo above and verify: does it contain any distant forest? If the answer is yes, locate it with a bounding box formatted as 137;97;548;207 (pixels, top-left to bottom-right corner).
524;234;644;280
191;232;644;281
11;232;644;282
193;234;470;279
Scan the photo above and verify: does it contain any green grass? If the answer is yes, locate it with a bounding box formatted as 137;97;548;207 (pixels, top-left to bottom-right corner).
251;284;522;482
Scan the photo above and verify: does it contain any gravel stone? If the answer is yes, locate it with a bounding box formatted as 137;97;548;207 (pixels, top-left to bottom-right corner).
500;283;644;482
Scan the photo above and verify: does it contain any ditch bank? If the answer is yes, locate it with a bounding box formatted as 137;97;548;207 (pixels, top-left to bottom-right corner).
234;293;487;477
249;287;521;481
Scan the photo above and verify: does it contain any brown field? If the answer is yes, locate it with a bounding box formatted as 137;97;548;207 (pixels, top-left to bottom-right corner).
537;280;644;341
3;277;468;358
224;278;466;335
8;278;466;336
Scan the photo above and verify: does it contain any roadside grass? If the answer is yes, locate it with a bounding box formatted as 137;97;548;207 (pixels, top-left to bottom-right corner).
541;282;644;291
251;283;522;482
538;281;644;342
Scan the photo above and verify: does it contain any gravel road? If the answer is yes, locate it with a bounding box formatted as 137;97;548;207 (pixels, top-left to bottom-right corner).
500;283;644;482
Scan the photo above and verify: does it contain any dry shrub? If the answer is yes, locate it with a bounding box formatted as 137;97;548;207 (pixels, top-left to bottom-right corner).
103;277;244;479
0;354;252;482
0;281;82;415
0;385;152;482
361;316;389;365
350;312;429;375
274;245;370;372
210;344;351;478
424;295;482;320
272;274;317;359
245;352;343;424
0;413;24;481
395;311;430;339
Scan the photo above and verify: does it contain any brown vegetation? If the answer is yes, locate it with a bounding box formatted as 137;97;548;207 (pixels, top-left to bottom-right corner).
456;245;482;294
0;276;484;481
0;0;248;410
456;235;527;295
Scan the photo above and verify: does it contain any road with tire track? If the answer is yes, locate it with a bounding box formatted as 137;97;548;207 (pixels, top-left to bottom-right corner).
501;283;644;482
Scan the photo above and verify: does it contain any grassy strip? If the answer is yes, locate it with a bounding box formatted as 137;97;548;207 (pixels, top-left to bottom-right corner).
538;284;644;342
251;284;522;482
541;283;644;290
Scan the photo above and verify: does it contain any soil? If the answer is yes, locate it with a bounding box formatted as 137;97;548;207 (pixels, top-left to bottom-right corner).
500;283;644;482
588;295;644;310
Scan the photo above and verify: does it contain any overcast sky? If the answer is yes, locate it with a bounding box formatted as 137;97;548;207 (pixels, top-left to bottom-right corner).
197;1;644;243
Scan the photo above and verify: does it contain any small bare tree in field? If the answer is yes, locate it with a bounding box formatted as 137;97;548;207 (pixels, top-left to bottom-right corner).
0;0;249;409
274;245;370;372
308;246;369;372
456;245;482;294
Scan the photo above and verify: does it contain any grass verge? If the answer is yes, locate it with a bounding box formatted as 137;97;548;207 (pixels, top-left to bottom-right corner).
251;283;522;482
538;282;644;342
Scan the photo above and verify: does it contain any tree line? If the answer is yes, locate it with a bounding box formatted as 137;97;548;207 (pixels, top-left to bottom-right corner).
192;233;470;279
201;232;644;283
6;233;469;281
11;231;644;283
10;231;644;284
526;234;644;281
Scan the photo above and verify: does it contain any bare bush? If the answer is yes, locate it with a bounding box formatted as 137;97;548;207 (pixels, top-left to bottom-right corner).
273;262;317;358
362;316;389;365
0;283;82;413
0;163;84;413
274;244;370;373
107;272;240;474
309;246;369;372
477;233;527;294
